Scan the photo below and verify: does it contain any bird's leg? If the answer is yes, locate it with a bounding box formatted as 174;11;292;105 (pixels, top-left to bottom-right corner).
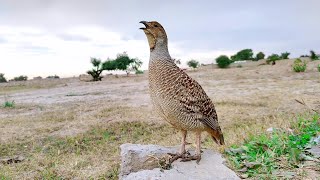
168;130;188;163
180;131;202;164
180;130;187;154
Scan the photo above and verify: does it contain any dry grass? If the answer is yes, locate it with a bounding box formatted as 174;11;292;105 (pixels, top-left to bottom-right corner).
0;59;320;179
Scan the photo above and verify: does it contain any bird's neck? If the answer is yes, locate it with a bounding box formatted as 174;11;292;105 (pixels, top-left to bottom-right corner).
149;42;172;62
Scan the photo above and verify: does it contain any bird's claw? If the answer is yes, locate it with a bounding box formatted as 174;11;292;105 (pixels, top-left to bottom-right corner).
168;151;201;164
180;154;201;164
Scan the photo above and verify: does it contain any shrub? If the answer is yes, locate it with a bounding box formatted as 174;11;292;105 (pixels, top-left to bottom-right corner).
266;54;281;64
317;64;320;72
255;52;265;61
293;58;307;72
12;75;28;81
280;52;290;59
46;75;60;79
216;55;232;68
231;49;254;61
310;50;319;60
0;73;7;83
3;100;15;108
187;59;199;69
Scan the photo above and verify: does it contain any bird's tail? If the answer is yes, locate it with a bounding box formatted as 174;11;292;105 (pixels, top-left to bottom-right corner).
209;128;225;145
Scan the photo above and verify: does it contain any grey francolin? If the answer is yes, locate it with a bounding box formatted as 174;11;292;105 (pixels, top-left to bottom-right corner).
140;21;224;163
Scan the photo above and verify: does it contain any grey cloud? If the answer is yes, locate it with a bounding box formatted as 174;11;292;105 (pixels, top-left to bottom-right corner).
0;0;319;57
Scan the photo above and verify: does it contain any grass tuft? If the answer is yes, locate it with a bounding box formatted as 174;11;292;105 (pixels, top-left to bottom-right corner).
225;113;320;178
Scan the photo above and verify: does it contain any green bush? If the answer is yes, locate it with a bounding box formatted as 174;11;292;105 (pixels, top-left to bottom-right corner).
293;58;307;72
12;75;28;81
187;59;199;69
310;50;319;60
3;100;15;108
317;64;320;72
231;49;254;61
46;75;60;79
266;54;281;64
255;52;265;61
280;52;290;59
216;55;232;68
0;73;7;83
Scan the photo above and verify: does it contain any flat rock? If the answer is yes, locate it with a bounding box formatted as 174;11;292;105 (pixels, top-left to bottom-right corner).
120;143;240;180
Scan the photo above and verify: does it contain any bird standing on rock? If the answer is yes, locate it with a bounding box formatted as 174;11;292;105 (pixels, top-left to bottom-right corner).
140;21;225;163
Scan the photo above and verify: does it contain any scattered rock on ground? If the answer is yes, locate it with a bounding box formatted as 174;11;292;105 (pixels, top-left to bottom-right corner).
120;143;240;180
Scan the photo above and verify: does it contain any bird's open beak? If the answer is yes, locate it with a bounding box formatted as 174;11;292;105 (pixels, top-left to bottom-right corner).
139;21;148;30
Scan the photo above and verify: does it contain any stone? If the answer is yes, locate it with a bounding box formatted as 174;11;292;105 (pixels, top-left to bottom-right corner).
120;143;240;180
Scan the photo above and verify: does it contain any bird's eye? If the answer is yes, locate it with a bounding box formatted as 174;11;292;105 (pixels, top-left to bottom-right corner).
154;24;158;27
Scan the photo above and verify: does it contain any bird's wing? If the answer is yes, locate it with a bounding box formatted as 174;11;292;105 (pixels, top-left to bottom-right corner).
174;68;219;130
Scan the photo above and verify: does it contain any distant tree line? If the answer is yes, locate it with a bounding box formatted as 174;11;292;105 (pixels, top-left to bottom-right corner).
214;49;319;68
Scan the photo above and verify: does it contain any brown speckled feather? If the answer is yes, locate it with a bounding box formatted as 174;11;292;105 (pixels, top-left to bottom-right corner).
141;21;224;146
149;59;219;131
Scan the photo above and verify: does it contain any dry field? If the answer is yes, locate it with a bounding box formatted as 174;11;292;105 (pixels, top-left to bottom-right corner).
0;59;320;179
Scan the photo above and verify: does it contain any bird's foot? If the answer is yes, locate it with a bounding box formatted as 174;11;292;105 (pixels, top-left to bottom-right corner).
168;151;201;164
180;154;201;164
168;151;190;164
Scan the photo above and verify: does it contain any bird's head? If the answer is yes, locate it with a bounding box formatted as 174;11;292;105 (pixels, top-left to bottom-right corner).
210;127;225;146
140;21;168;51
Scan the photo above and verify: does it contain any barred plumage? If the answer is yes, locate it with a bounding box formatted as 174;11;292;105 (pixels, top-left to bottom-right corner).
140;21;224;163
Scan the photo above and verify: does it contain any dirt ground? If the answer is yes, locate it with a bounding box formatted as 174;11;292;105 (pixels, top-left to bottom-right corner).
0;58;320;179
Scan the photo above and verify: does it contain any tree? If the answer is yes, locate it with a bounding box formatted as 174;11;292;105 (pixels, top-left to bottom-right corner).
87;58;105;81
103;59;117;71
13;75;28;81
266;54;281;65
255;52;265;61
231;49;254;61
216;55;232;68
0;73;7;83
187;59;199;69
310;50;319;60
280;52;290;59
113;52;142;76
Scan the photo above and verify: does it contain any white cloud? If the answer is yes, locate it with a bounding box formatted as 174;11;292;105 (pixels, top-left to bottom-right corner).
0;25;230;79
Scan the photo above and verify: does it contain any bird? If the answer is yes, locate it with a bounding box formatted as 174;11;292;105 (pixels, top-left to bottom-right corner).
140;21;225;163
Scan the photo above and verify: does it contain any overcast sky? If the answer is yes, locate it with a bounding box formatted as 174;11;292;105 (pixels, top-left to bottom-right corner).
0;0;319;78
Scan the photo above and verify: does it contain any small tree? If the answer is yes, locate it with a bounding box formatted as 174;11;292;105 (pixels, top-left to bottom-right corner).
310;50;319;60
267;54;281;65
255;52;265;61
216;55;232;68
103;59;117;71
87;58;105;81
280;52;290;59
0;73;7;83
187;59;199;69
231;49;254;61
13;75;28;81
113;52;142;76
